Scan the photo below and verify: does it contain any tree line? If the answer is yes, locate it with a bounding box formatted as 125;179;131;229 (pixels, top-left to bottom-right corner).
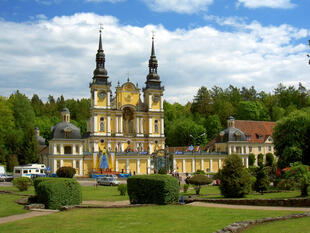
0;82;309;169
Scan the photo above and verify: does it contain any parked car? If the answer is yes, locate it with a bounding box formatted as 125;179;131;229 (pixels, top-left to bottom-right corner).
96;177;120;186
0;173;13;182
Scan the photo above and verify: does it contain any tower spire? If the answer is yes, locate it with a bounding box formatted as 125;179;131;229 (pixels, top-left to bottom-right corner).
92;24;110;85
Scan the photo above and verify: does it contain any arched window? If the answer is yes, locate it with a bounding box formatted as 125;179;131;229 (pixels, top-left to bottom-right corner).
154;120;159;133
100;117;105;132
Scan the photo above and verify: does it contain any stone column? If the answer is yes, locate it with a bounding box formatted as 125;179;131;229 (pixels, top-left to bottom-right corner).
94;90;97;106
120;116;123;133
94;114;97;133
116;116;119;133
192;158;195;173
79;160;83;176
107;115;111;134
137;159;140;174
126;159;129;173
136;117;139;134
182;159;186;173
107;91;110;109
246;157;249;168
229;145;232;155
73;159;76;168
121;143;124;152
149;95;152;110
53;160;57;173
147;158;151;174
173;159;176;171
60;159;63;167
149;117;152;135
140;117;143;134
160;95;164;111
73;144;76;155
53;144;56;154
115;159;119;172
161;117;164;136
60;144;64;154
79;145;83;155
210;159;213;172
219;159;222;169
201;159;204;171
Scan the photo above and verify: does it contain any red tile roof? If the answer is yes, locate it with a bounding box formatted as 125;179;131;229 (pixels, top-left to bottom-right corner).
235;120;276;143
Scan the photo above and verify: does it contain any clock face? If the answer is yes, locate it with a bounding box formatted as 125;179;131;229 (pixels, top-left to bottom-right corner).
98;90;106;100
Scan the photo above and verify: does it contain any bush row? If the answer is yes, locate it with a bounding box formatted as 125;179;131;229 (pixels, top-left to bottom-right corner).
127;174;179;205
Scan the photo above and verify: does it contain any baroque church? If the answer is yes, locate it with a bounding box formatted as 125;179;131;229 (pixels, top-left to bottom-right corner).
46;30;165;176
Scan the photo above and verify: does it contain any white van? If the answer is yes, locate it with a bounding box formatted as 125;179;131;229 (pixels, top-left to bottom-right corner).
13;164;47;179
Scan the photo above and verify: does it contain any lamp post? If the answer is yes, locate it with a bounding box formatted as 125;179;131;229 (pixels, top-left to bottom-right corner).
189;133;206;172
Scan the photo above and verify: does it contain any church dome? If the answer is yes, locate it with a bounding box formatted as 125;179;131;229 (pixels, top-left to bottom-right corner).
51;122;81;139
216;127;247;143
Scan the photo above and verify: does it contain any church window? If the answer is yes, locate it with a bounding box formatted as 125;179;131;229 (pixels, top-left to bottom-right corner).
76;161;80;168
64;146;72;154
154;120;159;133
100;117;105;132
64;131;71;138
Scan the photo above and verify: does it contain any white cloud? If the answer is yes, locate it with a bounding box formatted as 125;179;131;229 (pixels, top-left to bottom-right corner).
142;0;213;14
237;0;296;9
0;13;309;104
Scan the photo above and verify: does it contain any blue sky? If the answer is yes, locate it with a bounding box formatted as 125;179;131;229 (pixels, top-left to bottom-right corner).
0;0;309;103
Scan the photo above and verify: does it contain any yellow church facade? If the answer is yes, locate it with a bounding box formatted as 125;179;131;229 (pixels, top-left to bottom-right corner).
47;31;165;176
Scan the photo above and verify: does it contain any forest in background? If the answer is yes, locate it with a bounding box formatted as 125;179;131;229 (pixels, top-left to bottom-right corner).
0;83;310;167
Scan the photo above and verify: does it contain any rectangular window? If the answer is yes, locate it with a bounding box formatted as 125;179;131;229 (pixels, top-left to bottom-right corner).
15;170;20;174
76;161;80;169
57;161;60;169
23;170;28;174
56;145;60;153
76;145;79;154
249;146;252;152
36;169;39;172
258;146;261;152
268;146;272;151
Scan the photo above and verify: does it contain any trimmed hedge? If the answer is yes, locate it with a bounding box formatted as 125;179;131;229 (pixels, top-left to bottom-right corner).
56;166;76;178
127;174;179;205
33;177;70;193
36;178;82;209
13;177;32;191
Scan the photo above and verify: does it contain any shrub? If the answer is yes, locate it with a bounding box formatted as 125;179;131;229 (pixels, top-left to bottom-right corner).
117;184;127;196
265;153;274;166
218;154;253;198
56;166;76;178
193;170;206;175
33;177;69;193
158;168;167;174
188;175;212;195
253;166;270;194
257;153;264;167
36;178;82;209
13;177;32;191
6;154;19;172
285;162;310;197
276;178;295;191
127;174;179;205
183;184;189;193
248;153;256;166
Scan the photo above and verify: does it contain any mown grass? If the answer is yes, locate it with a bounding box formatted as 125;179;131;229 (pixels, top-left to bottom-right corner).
245;216;310;233
0;194;29;217
81;185;129;201
0;205;303;233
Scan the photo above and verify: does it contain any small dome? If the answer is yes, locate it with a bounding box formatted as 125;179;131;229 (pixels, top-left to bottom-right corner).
51;122;81;139
61;108;70;113
216;127;247;143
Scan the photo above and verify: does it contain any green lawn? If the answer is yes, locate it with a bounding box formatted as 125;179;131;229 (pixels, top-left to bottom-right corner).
0;186;35;195
0;205;303;233
81;186;129;201
183;186;306;199
0;194;29;217
245;216;310;233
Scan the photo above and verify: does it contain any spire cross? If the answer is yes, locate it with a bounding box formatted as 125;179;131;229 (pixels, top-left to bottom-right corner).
152;30;155;40
99;23;104;33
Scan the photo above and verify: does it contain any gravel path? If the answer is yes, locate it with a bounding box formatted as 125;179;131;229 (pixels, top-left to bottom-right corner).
0;210;58;224
82;200;130;206
188;201;310;211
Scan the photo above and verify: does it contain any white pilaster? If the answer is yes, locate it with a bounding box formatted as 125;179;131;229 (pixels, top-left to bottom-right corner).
73;159;76;168
53;160;57;173
219;159;222;169
94;90;97;106
94;114;97;133
149;117;152;135
108;142;111;151
182;159;186;173
94;142;99;152
107;91;110;109
73;144;76;155
116;116;119;133
115;159;119;172
53;144;56;154
161;117;164;136
137;159;140;174
93;153;97;168
60;159;63;167
120;116;123;133
79;145;83;154
160;95;164;111
121;143;124;152
192;158;195;173
147;158;151;174
246;157;249;168
201;159;204;171
210;159;213;172
173;159;176;171
149;143;153;154
60;144;64;154
79;160;83;176
126;159;129;173
107;115;111;134
229;145;231;155
136;117;139;134
149;94;152;110
140;117;143;134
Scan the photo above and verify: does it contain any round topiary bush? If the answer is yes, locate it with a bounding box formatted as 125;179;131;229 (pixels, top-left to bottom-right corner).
117;184;127;196
56;166;76;178
188;175;212;195
218;154;254;198
158;168;168;174
13;177;33;191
